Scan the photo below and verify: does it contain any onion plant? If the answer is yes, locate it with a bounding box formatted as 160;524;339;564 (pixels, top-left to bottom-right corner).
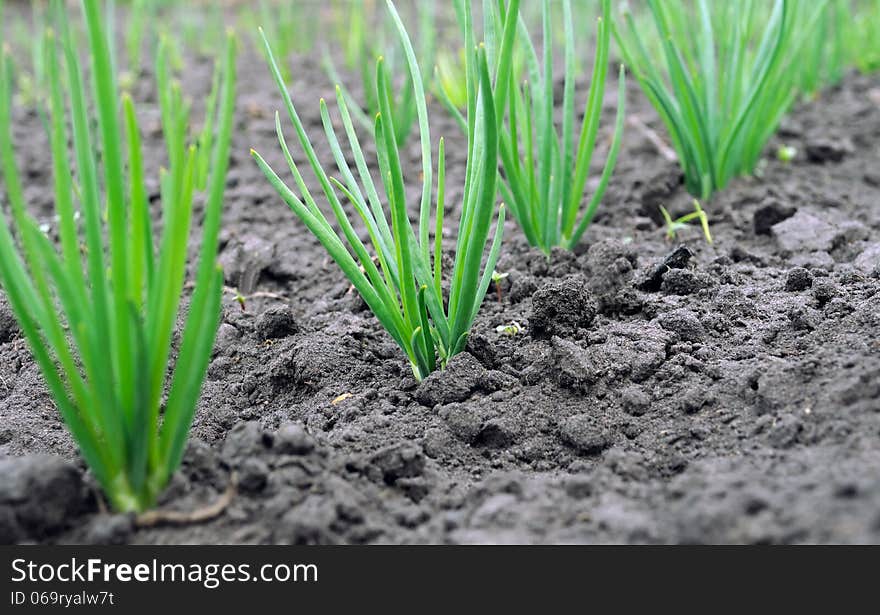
0;2;236;512
434;47;468;111
845;0;880;74
798;0;847;97
614;0;829;200
495;0;625;254
252;0;519;381
244;0;320;82
124;0;148;73
323;0;436;147
1;1;50;112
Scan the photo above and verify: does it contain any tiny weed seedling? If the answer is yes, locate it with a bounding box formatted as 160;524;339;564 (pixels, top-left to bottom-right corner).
491;270;509;304
252;0;520;381
496;321;523;336
659;200;713;245
777;144;797;162
0;2;236;512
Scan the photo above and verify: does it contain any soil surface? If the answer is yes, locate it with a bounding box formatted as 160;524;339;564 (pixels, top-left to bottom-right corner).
1;29;880;544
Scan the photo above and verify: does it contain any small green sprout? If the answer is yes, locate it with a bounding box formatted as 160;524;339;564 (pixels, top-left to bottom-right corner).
234;289;247;312
491;270;509;303
496;321;523;336
777;144;797;162
659;200;713;245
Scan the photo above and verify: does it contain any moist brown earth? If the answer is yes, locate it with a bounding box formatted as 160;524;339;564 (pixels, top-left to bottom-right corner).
1;40;879;544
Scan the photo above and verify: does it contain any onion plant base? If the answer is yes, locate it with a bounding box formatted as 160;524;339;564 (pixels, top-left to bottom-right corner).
0;3;237;512
252;0;518;381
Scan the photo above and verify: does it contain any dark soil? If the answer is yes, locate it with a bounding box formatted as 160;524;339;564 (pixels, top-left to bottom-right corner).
1;37;880;544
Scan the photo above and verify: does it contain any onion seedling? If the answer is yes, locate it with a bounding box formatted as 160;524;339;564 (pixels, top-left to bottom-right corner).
0;3;236;512
494;0;625;254
252;0;519;381
614;0;829;200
